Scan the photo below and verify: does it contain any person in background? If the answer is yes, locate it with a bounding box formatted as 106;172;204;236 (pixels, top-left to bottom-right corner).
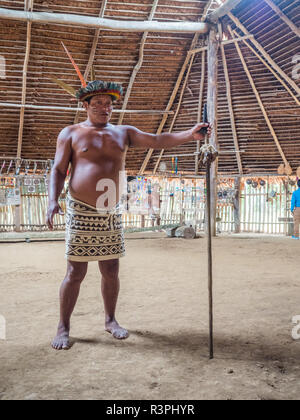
291;179;300;240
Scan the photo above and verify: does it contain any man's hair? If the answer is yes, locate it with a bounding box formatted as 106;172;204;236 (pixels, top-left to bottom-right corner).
297;179;300;188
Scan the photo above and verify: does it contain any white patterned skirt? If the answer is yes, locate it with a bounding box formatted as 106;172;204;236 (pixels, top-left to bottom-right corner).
65;194;125;262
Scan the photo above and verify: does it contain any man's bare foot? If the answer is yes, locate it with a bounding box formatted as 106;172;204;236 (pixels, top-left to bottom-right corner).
105;320;129;339
51;327;70;350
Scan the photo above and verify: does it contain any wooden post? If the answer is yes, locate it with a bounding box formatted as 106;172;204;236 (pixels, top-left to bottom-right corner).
14;176;21;232
207;26;219;237
17;0;34;159
233;177;241;233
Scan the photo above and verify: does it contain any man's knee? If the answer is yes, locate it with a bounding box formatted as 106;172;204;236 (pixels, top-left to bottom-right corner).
65;262;87;284
99;259;119;278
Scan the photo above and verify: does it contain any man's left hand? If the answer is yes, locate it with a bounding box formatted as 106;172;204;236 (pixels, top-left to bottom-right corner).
191;123;212;141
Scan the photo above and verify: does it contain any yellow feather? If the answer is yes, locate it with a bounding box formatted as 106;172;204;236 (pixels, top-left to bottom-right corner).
50;77;77;97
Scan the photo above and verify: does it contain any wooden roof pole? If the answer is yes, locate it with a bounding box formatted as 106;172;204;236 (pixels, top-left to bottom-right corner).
118;0;159;126
228;11;300;97
227;25;289;168
264;0;300;37
195;50;206;174
138;33;200;175
139;34;200;175
17;0;33;159
208;0;243;23
218;23;243;174
152;52;196;174
73;0;107;125
231;27;300;107
0;7;210;33
0;102;173;114
201;0;218;22
190;34;254;53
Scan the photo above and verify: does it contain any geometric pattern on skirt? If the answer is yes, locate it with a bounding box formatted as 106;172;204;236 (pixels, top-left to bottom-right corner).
65;193;125;262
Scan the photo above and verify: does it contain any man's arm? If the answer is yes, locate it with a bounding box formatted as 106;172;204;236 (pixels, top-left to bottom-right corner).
46;126;73;230
126;123;211;149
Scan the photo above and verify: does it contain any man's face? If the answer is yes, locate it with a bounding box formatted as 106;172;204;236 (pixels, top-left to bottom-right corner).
85;94;113;124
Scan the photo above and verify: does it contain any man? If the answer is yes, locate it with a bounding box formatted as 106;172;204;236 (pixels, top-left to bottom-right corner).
47;80;211;350
291;179;300;239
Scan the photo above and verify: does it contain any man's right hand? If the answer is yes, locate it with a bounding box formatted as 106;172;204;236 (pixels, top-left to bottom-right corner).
46;201;64;230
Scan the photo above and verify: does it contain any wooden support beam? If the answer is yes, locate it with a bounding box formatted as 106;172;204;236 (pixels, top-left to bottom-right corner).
0;7;210;33
73;0;107;125
0;102;172;114
207;26;219;237
17;0;33;159
118;0;159;126
152;52;196;174
228;25;290;168
195;50;206;174
264;0;300;37
189;35;255;55
138;33;200;175
209;0;243;23
218;23;243;174
231;27;300;107
228;11;300;96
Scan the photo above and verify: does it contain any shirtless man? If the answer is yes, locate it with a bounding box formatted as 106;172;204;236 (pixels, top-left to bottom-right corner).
47;84;211;350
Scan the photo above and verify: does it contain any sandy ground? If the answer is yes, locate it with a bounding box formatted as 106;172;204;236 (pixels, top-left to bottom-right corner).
0;232;299;400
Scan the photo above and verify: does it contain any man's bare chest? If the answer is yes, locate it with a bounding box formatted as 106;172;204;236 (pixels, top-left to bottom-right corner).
72;127;127;159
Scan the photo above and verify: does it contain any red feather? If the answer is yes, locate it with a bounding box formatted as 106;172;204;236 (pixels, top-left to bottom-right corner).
61;41;87;88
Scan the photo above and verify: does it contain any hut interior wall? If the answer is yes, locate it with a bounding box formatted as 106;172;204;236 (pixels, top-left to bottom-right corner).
0;174;297;235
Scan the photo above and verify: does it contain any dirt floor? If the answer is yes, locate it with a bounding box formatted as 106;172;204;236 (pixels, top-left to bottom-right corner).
0;232;299;400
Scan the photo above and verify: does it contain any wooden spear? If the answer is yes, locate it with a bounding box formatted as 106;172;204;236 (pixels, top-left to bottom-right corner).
199;103;214;359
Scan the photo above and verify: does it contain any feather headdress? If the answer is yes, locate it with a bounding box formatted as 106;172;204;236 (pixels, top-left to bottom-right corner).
50;42;123;102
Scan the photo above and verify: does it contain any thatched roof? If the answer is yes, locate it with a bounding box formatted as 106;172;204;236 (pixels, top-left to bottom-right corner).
0;0;299;175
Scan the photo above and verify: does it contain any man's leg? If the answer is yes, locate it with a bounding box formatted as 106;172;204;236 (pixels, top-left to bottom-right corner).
52;260;88;350
98;259;129;339
294;208;300;237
